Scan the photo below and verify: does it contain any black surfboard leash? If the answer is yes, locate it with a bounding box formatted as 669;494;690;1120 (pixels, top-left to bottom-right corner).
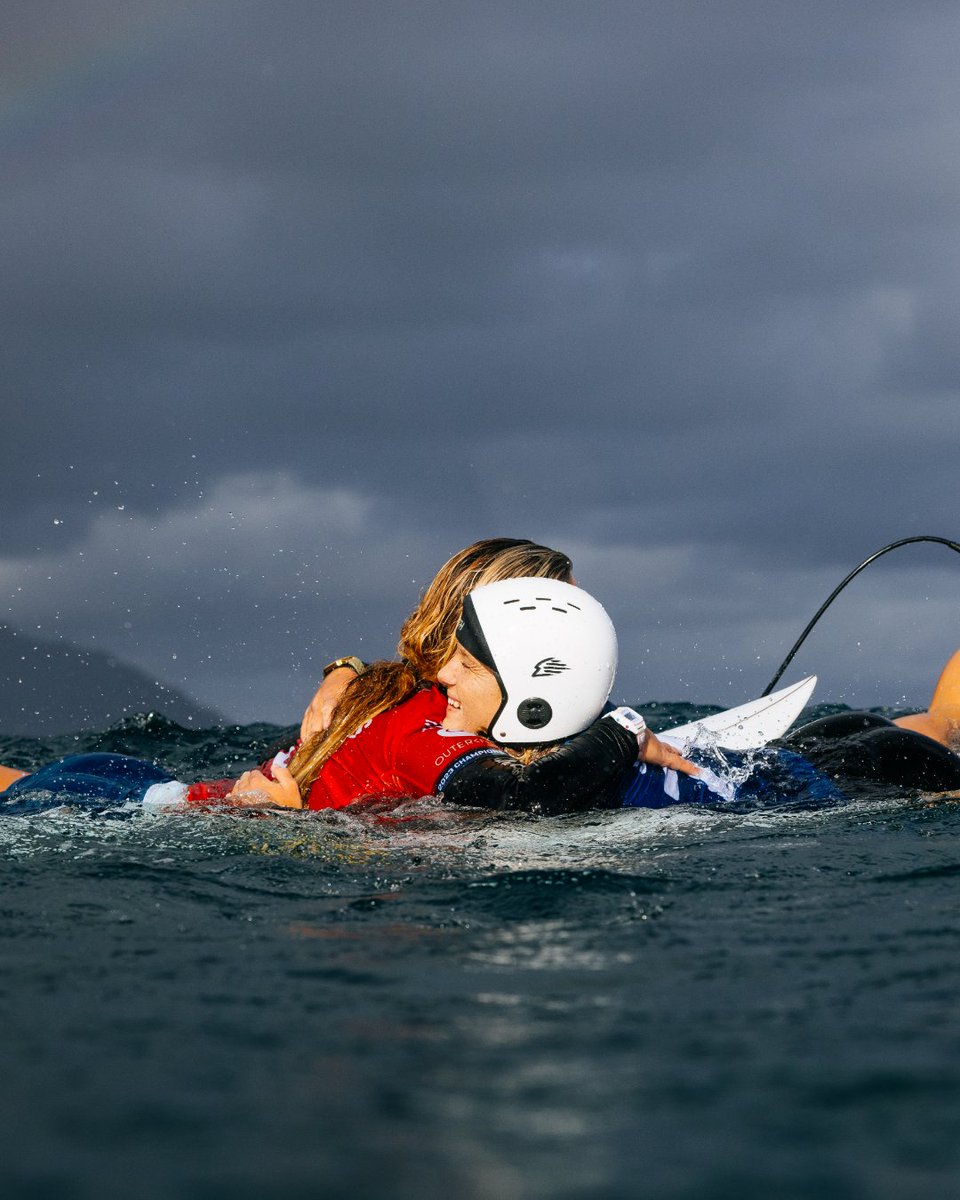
761;535;960;696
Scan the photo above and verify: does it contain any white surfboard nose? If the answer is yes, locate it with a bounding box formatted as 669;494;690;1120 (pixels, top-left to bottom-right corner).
659;675;817;752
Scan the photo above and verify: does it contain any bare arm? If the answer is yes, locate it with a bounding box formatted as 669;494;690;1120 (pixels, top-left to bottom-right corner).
638;729;700;775
300;666;359;741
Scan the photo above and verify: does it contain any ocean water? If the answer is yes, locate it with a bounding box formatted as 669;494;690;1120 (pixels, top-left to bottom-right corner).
2;706;960;1200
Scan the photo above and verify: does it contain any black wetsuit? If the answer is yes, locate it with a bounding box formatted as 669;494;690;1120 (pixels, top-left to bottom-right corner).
784;712;960;794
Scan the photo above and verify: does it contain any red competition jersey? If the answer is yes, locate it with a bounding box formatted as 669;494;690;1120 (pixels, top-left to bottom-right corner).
185;687;503;810
304;686;502;809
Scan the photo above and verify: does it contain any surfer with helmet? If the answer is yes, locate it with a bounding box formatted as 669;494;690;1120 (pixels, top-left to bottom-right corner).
1;534;959;812
0;576;697;813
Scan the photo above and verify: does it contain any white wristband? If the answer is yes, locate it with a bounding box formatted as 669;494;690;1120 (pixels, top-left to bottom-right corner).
606;706;648;739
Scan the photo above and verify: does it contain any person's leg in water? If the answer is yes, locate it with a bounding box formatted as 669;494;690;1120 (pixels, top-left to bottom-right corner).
0;766;27;792
786;649;960;795
0;755;178;812
893;648;960;749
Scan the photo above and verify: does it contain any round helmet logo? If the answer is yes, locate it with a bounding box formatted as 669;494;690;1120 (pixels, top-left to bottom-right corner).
517;697;552;729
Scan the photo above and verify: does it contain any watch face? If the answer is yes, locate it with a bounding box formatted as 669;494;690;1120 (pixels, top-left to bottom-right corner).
609;707;646;735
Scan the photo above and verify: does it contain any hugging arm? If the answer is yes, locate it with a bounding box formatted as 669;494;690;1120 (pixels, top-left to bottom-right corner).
300;659;367;741
439;717;642;815
228;764;303;808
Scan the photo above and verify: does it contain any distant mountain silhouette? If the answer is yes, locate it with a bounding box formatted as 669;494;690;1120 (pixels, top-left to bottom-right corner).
0;625;224;736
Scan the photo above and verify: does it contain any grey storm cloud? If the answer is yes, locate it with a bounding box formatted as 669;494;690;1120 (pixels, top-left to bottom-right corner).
3;0;959;726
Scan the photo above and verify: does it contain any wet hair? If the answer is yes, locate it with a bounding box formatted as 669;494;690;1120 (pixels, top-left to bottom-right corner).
397;538;573;678
288;538;573;795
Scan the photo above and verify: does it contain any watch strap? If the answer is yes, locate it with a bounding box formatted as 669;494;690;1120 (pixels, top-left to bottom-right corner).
606;706;648;739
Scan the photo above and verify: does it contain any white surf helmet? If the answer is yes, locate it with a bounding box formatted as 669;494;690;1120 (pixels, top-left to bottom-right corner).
455;577;618;745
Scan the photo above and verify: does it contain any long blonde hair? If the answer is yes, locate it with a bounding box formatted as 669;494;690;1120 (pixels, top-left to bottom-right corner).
289;538;573;794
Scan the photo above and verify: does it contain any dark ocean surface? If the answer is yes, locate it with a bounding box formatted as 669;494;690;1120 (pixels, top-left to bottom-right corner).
3;704;960;1200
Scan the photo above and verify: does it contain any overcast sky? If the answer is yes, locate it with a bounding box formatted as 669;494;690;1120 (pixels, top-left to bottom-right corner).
3;0;959;726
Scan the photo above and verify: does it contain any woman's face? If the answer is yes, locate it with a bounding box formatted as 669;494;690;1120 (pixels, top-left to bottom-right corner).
436;643;502;735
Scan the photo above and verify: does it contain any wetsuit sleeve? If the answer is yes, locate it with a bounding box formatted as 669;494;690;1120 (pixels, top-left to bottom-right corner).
185;779;235;804
439;716;638;815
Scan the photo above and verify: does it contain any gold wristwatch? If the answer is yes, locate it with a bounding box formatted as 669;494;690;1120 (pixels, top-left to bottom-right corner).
321;656;366;678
